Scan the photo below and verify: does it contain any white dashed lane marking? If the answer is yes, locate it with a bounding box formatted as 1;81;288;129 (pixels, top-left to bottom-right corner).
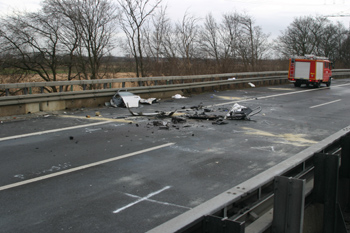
310;99;342;109
0;143;175;191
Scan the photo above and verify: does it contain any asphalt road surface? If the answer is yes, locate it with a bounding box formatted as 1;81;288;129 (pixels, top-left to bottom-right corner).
1;79;350;233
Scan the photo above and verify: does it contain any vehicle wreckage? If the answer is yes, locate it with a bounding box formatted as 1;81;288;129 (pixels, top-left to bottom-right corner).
127;107;177;118
127;102;261;122
110;89;160;108
225;103;262;120
109;90;261;124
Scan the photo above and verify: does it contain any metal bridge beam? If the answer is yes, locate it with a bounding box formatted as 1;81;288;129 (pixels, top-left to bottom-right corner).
272;176;305;233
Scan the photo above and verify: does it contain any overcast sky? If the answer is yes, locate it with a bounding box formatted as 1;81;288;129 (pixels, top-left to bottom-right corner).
0;0;349;39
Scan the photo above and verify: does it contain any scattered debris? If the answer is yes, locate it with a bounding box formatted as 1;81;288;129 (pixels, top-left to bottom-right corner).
225;103;261;120
172;94;187;99
127;107;177;118
152;120;167;126
140;98;160;105
95;111;101;116
190;102;204;110
187;112;220;120
212;119;228;125
171;116;187;124
228;77;236;80
248;82;256;87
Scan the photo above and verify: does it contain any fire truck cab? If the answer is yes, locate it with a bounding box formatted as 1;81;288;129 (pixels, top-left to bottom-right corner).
288;55;332;88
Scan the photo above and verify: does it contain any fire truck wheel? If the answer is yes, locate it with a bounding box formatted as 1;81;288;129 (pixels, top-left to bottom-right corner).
326;79;332;87
294;82;301;87
313;82;321;88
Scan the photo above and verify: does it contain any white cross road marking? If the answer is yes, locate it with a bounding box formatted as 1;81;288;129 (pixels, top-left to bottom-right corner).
125;193;190;210
113;186;189;214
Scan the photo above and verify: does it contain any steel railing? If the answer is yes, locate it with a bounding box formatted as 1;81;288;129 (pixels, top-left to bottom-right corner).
0;69;349;107
148;126;350;233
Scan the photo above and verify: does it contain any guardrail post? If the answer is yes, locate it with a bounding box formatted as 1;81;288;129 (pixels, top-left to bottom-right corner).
339;136;350;227
202;215;244;233
5;89;9;96
340;136;350;179
59;86;63;92
313;153;347;233
272;176;305;233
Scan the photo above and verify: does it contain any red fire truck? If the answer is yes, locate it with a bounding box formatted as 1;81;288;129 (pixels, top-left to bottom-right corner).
288;55;332;87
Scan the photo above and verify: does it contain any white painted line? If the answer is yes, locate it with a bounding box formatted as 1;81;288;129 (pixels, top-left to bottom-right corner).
0;143;175;192
113;186;172;214
125;193;190;210
209;83;350;107
0;121;111;142
310;99;342;109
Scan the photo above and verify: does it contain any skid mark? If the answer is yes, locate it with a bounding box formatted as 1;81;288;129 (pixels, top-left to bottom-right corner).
268;87;295;91
242;127;317;147
213;95;243;101
59;114;133;123
251;146;275;152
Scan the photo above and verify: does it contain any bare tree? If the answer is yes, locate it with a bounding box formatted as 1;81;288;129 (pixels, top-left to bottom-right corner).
199;13;220;64
43;0;119;82
318;21;347;61
0;11;62;91
175;11;200;73
118;0;162;77
340;34;350;66
275;16;327;57
142;6;172;75
237;14;270;71
43;0;81;82
143;6;168;60
221;13;241;60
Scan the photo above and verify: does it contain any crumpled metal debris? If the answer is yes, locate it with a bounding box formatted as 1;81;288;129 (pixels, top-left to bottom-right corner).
187;112;220;120
128;107;177;118
110;90;141;108
225;103;261;120
171;116;187;124
139;98;160;105
212;119;228;125
110;90;160;108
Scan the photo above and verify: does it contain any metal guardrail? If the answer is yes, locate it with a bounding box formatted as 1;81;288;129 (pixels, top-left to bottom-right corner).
148;126;350;233
1;70;350;107
0;71;286;106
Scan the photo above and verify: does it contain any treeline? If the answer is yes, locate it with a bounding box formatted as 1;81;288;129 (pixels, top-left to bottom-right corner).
0;0;349;86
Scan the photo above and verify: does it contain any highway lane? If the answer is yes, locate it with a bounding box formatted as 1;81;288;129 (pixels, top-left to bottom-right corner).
1;78;350;232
